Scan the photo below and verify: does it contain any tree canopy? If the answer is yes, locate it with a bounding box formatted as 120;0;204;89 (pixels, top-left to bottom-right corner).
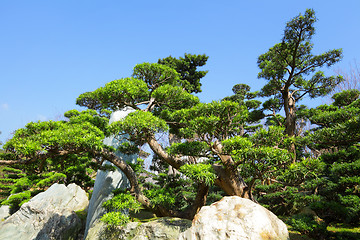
158;53;209;93
258;9;343;137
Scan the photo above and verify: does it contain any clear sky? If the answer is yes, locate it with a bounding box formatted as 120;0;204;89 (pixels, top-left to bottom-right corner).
1;0;359;144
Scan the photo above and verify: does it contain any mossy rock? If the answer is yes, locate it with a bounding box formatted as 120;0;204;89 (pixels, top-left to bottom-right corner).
85;217;192;240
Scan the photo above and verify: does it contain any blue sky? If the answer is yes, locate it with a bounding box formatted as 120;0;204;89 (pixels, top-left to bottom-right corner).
1;0;359;144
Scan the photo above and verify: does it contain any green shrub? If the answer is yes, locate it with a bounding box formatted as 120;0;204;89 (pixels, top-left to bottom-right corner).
101;211;130;228
101;190;142;227
2;190;32;212
288;214;328;239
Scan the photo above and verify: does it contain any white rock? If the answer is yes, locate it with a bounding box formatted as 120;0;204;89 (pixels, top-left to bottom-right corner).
84;107;138;238
179;196;289;240
0;183;89;240
0;205;10;221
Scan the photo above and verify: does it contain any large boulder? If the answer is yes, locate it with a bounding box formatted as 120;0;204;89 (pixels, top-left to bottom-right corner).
85;217;192;240
179;196;289;240
0;183;89;240
84;107;138;238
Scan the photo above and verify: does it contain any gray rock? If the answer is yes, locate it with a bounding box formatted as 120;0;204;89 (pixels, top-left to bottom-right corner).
0;205;10;221
179;196;289;240
85;217;192;240
0;183;89;240
84;107;138;238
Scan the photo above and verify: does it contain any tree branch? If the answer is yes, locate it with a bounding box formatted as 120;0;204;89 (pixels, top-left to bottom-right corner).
0;159;33;165
179;183;209;219
211;140;235;165
146;135;185;169
97;149;152;207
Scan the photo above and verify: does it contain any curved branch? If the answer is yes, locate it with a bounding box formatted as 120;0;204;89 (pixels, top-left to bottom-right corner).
211;140;234;165
146;135;185;169
0;159;33;165
144;97;156;112
136;100;151;106
98;148;184;218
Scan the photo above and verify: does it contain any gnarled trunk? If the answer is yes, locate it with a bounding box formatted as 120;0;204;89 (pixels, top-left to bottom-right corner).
213;165;250;199
282;90;297;162
282;90;296;137
211;141;250;199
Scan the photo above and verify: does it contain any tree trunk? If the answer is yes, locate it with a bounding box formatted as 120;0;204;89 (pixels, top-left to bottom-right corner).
282;90;297;162
168;133;181;176
211;141;250;199
180;183;209;219
145;135;253;214
282;90;296;137
212;164;250;198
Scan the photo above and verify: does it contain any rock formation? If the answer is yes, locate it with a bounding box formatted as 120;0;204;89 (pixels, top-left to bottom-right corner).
179;196;289;240
84;107;138;238
85;217;191;240
0;183;89;240
0;205;10;221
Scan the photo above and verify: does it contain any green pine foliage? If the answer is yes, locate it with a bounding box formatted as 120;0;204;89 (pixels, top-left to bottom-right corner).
100;212;131;228
101;190;142;227
179;163;216;186
0;110;107;211
0;167;24;203
158;53;209;94
287;214;328;239
144;160;197;212
0;166;68;211
303;90;360;225
2;190;32;212
257;8;343;137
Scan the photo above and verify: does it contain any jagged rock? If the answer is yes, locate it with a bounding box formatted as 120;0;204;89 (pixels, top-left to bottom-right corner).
179;196;289;240
84;107;138;238
0;205;10;221
85;217;192;240
0;183;89;240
